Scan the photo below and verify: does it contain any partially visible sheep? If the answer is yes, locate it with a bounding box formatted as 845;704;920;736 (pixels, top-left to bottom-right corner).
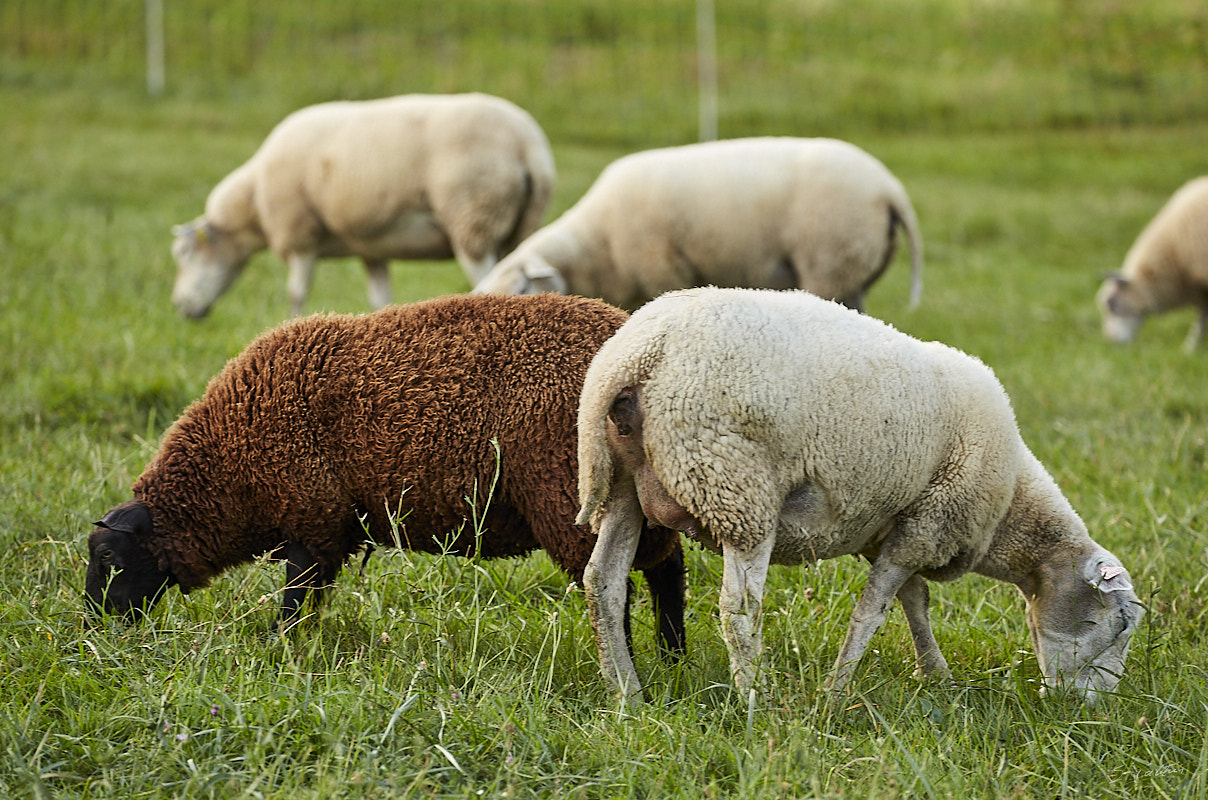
473;137;922;312
1097;176;1208;352
171;93;555;318
85;294;684;659
577;287;1142;706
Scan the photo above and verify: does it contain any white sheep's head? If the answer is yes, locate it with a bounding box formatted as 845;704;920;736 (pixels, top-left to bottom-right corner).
1095;273;1145;344
170;219;251;319
472;253;566;297
1024;549;1144;702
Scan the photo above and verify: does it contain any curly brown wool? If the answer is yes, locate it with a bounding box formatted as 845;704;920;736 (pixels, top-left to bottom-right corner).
85;294;684;656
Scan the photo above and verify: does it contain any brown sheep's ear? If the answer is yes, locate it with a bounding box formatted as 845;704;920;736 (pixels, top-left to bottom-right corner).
94;501;153;536
94;513;132;534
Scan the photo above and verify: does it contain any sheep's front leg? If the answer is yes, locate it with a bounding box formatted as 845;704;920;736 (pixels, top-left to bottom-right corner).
364;259;391;310
285;252;317;316
719;536;775;698
839;290;866;314
583;485;645;706
1183;304;1208;353
896;574;950;678
824;559;915;694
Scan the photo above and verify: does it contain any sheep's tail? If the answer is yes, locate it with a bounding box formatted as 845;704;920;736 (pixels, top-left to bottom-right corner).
502;130;557;255
574;321;668;527
891;189;925;311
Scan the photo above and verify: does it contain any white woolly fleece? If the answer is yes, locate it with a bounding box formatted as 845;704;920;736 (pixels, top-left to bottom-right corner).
578;287;1142;705
475;137;922;311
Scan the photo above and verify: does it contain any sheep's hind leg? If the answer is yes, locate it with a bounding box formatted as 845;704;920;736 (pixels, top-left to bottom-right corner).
285;252;317;316
824;559;915;694
896;574;950;679
452;244;498;286
719;535;775;700
279;541;335;631
642;545;686;657
583;486;645;705
364;259;391;309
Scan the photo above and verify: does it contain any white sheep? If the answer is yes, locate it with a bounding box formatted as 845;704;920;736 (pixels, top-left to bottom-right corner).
1097;176;1208;352
171;93;555;318
577;287;1143;706
472;137;922;312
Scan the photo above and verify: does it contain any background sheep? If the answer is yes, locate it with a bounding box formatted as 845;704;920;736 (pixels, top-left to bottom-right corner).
472;137;922;312
85;294;684;658
1096;176;1208;352
171;93;556;318
577;287;1142;705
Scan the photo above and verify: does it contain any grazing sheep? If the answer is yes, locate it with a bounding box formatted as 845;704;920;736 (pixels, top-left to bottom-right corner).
1097;176;1208;352
577;287;1142;706
473;137;922;312
171;93;555;318
85;294;684;658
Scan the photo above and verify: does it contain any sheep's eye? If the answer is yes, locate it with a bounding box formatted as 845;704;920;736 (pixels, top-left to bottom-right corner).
99;548;115;563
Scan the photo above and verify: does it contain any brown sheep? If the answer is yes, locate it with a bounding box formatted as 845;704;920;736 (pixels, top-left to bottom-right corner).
85;294;684;656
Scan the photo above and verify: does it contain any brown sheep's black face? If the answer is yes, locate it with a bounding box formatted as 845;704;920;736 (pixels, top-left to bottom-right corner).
85;501;175;620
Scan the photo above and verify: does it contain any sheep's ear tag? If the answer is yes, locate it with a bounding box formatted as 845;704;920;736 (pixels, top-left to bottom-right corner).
172;222;205;245
1092;563;1132;593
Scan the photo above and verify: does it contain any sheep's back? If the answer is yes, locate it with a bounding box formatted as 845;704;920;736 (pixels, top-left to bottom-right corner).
297;294;625;561
140;294;626;577
572;137;907;298
625;288;1019;554
1124;176;1208;285
255;95;547;230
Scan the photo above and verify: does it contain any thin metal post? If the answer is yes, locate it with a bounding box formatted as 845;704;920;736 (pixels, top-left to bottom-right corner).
146;0;165;96
696;0;718;141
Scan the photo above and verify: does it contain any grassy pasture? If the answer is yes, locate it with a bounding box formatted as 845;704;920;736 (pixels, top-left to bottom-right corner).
2;1;1208;797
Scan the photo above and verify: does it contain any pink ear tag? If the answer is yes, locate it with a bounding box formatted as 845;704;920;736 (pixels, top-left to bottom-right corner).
1100;564;1126;582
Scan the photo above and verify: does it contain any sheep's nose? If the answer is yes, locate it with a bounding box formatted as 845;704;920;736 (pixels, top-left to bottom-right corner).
175;301;211;320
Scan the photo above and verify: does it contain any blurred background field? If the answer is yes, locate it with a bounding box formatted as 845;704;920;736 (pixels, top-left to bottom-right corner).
2;1;1207;798
6;0;1208;141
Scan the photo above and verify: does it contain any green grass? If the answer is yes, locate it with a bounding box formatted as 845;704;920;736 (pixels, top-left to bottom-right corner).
3;2;1208;797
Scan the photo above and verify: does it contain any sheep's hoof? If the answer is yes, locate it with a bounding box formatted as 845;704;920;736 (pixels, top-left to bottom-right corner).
820;674;845;696
273;613;304;635
621;689;645;710
911;665;952;683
